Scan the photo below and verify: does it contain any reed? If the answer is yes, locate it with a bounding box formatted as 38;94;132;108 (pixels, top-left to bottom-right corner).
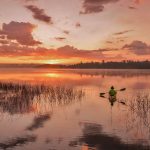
125;92;150;136
0;82;85;114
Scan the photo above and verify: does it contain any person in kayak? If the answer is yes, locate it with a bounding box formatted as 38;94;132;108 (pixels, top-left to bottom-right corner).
109;86;117;106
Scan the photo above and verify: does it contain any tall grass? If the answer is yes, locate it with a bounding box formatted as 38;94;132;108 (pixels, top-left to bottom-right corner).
0;82;85;114
125;92;150;141
128;93;150;127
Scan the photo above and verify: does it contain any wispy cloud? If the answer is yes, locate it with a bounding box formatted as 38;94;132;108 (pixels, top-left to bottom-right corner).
25;5;53;24
114;30;133;35
55;37;66;41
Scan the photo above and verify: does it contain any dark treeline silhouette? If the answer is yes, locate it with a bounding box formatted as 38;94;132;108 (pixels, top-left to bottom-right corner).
65;60;150;69
0;60;150;69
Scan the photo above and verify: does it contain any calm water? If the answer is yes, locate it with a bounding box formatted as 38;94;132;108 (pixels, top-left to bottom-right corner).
0;69;150;150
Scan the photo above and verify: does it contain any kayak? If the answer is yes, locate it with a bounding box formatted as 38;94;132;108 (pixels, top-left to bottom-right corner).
109;95;116;101
109;95;117;106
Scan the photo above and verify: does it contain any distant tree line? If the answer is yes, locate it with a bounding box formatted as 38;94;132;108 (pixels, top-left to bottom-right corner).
64;60;150;69
0;60;150;69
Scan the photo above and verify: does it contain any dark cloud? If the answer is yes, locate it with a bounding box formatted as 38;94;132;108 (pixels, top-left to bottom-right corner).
128;6;137;9
123;40;150;55
0;35;6;39
114;30;133;35
0;40;9;45
55;37;66;41
106;41;113;44
76;22;81;28
80;0;120;14
0;21;41;46
63;30;70;35
25;5;53;24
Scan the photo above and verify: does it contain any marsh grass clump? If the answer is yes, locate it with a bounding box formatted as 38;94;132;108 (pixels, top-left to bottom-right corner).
127;92;150;128
0;82;85;114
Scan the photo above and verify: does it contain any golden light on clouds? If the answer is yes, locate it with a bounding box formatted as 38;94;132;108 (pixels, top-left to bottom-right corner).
0;0;149;64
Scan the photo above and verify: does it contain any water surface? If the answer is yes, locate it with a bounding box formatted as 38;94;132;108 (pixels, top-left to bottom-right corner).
0;69;150;150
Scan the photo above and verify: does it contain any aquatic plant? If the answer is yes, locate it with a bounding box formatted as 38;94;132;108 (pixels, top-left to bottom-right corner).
0;82;85;114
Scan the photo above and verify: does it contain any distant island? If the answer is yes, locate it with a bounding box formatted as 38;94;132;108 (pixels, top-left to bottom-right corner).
0;60;150;69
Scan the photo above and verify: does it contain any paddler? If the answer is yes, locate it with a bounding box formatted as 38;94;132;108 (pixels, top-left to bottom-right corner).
109;86;117;106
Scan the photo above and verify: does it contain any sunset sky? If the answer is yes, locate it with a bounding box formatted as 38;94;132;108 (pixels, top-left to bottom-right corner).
0;0;150;64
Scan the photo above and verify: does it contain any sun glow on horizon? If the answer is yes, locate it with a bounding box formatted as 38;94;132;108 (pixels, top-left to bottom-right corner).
46;60;60;64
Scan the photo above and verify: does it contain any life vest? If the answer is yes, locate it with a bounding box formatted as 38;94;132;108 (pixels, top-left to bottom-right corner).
109;89;117;96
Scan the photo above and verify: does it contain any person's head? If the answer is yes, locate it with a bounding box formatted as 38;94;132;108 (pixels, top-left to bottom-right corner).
111;86;114;89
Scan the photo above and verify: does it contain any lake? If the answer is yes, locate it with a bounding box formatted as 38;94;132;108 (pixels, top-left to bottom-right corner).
0;68;150;150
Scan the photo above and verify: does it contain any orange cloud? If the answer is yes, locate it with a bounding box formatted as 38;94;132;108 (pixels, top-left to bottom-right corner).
0;43;122;63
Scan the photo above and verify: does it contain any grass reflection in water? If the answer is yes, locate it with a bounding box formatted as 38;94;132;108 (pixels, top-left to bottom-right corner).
0;82;85;114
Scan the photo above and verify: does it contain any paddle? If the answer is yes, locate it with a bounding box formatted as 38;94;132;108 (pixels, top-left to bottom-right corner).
100;95;126;106
100;88;126;96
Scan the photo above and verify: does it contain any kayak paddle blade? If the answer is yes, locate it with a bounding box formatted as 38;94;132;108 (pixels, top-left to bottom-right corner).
100;96;105;98
99;93;105;96
119;88;126;91
119;101;126;105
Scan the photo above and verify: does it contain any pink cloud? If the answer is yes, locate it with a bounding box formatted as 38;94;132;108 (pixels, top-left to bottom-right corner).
80;0;120;14
0;21;41;46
